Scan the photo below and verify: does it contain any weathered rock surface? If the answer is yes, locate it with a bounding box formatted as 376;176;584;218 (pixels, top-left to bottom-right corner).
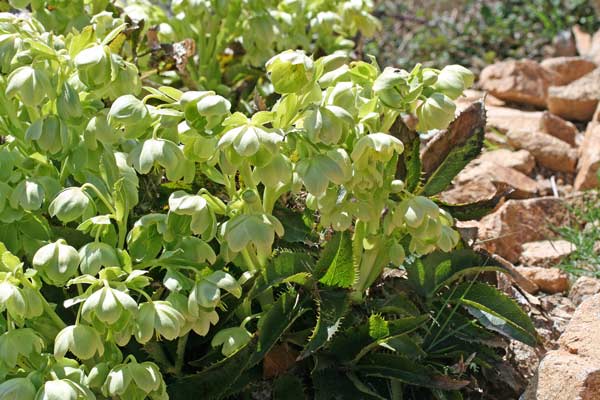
570;276;600;306
519;240;576;268
575;123;600;190
573;25;592;56
478;148;536;174
540;57;596;86
478;197;567;263
486;107;577;146
479;60;558;108
507;130;577;173
547;68;600;121
523;294;600;400
514;266;569;294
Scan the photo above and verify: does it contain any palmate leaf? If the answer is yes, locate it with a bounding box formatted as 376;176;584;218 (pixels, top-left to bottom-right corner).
420;101;486;196
299;287;350;360
315;231;355;288
448;282;538;346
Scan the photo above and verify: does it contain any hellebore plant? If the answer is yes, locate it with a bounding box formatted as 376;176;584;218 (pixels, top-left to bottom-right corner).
0;6;539;400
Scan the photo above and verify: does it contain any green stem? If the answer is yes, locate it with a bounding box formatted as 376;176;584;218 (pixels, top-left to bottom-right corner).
117;214;128;250
81;183;116;214
240;248;257;272
22;279;66;329
173;333;189;375
239;162;255;190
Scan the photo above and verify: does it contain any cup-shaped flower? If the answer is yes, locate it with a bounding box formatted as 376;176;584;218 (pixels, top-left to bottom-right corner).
0;34;20;74
129;138;186;181
9;179;44;211
56;82;83;123
194;94;231;130
188;271;242;315
81;284;137;325
54;324;104;360
351;133;404;168
0;378;36;400
393;196;440;229
48;187;93;223
211;327;252;357
266;50;314;94
78;242;120;276
32;239;80;285
85;113;119;146
295;148;352;196
253;153;293;187
168;190;215;238
135;301;186;344
6;65;53;107
389;242;406;266
0;328;44;368
108;94;150;136
218;116;283;162
102;359;166;399
0;282;26;318
107;58;142;99
74;44;111;90
220;214;284;260
35;379;93;400
416;93;456;132
437;225;460;252
432;65;474;100
373;67;410;109
25;115;70;154
301;105;353;145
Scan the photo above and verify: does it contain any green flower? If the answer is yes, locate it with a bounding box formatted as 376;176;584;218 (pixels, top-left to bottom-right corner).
74;45;111;89
220;214;284;259
32;239;80;285
301;105;353;145
295;149;352;196
78;242;120;276
25;115;70;154
81;284;137;325
253;153;293;187
129;138;187;181
393;196;439;229
0;378;36;400
168;191;215;238
102;359;167;400
188;271;242;315
433;65;474;100
6;65;53;107
416;93;456;132
48;187;93;223
35;379;94;400
373;67;410;109
0;281;26;319
108;95;150;138
266;50;314;94
211;327;252;357
54;324;104;360
56;82;83;123
0;328;44;369
135;301;186;344
437;225;460;252
218;115;282;161
9;179;44;211
351;133;404;167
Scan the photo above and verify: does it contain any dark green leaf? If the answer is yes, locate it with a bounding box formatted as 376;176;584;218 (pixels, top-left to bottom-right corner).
315;232;355;288
273;374;306;400
391;118;421;193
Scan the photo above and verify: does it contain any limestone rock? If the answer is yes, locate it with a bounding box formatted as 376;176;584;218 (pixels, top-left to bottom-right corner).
479;60;558;108
570;276;600;306
519;240;576;268
507;130;577;173
478;148;536;174
573;25;592;56
575;123;600;190
540;57;596;86
478;197;567;263
514;266;569;294
540;112;578;146
547;68;600;121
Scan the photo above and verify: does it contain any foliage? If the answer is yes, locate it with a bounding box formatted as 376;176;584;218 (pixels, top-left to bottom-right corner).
0;2;536;400
368;0;600;72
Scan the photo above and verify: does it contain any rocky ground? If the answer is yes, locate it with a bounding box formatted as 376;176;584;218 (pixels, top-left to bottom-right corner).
437;25;600;400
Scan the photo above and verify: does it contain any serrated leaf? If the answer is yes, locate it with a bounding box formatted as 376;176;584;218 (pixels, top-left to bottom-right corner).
449;282;538;346
273;374;306;400
390;118;421;192
316;232;355;288
299;287;350;360
368;314;389;340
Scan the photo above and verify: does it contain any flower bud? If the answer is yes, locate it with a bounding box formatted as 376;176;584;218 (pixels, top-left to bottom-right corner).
32;239;80;285
416;93;456;132
130;138;186;181
0;378;36;400
295;149;352;196
421;68;438;86
36;379;92;400
266;50;314;94
0;282;26;319
373;67;410;109
389;242;406;266
253;153;293;187
390;179;405;193
6;65;53;107
108;94;150;136
48;187;93;223
211;327;252;356
74;45;111;89
78;242;120;276
195;94;231;130
9;179;44;211
54;324;104;360
433;65;474;99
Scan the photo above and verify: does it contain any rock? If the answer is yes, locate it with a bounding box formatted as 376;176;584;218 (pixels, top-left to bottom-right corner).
478;197;568;263
453;160;539;199
506;130;577;173
573;25;592;55
455;89;505;112
570;276;600;306
575;123;600;190
514;267;569;294
547;68;600;121
549;30;577;58
439;180;497;204
479;60;558;108
519;240;576;268
540;57;596;86
540;111;578;146
478;148;536;174
523;294;600;400
486;107;577;146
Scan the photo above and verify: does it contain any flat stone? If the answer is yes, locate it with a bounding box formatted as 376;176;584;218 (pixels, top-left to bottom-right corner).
478;197;568;263
547;68;600;121
519;240;576;268
478;148;536;174
540;57;596;86
570;276;600;306
479;60;558;108
514;266;569;294
540;111;578;146
575;123;600;190
507;130;577;173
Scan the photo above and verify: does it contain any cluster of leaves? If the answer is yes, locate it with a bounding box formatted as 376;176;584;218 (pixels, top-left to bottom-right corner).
0;2;537;400
368;0;600;72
